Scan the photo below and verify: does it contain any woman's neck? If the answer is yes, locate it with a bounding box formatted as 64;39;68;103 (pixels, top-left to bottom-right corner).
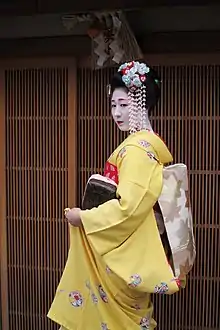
128;110;153;134
144;115;153;132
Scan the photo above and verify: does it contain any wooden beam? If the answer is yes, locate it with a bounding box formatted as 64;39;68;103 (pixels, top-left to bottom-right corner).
138;31;220;54
37;0;220;14
0;36;91;58
0;0;36;15
1;0;220;16
0;31;220;60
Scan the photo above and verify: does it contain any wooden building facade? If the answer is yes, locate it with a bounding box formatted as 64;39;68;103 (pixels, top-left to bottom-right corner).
0;53;219;330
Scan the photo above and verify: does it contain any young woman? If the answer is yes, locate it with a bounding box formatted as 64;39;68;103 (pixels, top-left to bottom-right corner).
48;61;194;329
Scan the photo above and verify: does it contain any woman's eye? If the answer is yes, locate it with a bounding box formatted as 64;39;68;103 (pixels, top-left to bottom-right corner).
111;104;116;108
121;104;128;108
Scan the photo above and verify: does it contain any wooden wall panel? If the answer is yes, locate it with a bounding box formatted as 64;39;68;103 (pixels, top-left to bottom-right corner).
1;58;219;330
0;59;77;330
77;64;220;330
0;62;7;330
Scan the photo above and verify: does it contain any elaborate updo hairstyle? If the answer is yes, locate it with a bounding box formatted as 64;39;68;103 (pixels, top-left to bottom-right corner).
110;61;161;114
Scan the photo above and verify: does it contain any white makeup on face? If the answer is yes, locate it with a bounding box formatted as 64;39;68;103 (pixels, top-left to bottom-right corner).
111;88;130;131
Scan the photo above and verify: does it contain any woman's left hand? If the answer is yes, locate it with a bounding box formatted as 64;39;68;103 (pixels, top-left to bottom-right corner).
64;207;82;227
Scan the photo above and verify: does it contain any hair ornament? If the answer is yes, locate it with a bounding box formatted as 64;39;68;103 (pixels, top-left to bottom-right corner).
154;78;161;85
118;61;150;90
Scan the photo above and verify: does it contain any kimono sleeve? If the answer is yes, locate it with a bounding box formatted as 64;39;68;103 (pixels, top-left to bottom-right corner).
80;144;163;255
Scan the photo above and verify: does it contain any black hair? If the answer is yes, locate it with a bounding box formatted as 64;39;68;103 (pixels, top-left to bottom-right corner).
110;62;161;113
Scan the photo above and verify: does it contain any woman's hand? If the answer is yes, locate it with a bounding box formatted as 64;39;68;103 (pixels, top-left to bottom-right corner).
64;207;82;227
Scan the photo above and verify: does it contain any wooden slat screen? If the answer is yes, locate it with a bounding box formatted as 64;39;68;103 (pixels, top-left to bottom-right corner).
1;61;76;330
77;65;220;330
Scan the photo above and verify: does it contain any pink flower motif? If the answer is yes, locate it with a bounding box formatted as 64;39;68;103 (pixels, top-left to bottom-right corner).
140;315;150;329
101;323;110;330
128;274;142;288
98;285;108;303
154;282;169;294
69;291;83;307
132;303;141;310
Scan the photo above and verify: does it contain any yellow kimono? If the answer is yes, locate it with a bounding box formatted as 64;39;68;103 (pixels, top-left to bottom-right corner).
48;131;180;330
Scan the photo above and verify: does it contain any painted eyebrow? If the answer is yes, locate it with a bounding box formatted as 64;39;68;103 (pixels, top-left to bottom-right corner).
111;98;128;102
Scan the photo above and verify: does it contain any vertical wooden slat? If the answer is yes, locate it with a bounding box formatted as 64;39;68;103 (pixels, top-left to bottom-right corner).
77;63;220;330
68;65;77;211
